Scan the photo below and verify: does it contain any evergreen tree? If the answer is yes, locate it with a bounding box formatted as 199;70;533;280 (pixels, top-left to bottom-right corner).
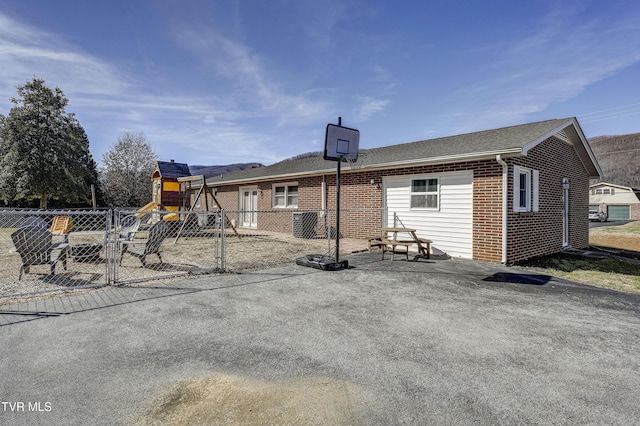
0;78;99;208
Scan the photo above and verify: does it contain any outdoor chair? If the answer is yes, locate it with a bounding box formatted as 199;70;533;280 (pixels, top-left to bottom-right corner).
49;215;73;243
118;215;141;242
22;216;48;229
11;226;68;279
119;220;169;266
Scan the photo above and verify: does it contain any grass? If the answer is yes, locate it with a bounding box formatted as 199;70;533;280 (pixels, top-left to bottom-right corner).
589;220;640;252
517;221;640;294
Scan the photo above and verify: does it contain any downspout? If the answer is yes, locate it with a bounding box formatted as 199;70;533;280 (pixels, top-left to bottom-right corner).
321;175;327;214
496;155;508;263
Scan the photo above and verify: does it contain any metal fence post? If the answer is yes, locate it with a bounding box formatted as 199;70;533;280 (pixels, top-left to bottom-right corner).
221;210;226;271
213;212;219;271
327;209;333;258
106;210;112;285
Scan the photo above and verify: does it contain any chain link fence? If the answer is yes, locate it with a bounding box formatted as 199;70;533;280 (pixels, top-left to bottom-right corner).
1;207;384;301
222;208;382;272
112;208;224;284
1;209;111;299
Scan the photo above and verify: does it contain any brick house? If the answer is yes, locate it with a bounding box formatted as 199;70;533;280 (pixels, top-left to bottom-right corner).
589;183;640;220
205;118;601;264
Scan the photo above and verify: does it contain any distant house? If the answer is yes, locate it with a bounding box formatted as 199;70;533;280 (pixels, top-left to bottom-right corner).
590;183;640;220
205;118;602;264
152;160;191;211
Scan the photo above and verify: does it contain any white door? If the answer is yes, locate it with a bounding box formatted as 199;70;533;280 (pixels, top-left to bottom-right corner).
240;189;258;228
384;172;473;258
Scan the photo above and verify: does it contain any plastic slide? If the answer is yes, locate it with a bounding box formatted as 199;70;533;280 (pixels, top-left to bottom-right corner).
135;201;159;218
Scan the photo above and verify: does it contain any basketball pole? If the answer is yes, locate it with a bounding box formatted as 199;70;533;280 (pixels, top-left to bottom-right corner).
335;117;342;263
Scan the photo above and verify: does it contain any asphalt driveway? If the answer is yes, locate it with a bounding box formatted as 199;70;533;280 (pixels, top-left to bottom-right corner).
1;253;639;425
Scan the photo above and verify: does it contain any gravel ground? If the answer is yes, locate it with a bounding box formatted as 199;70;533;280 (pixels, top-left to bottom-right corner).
1;227;369;301
1;254;639;425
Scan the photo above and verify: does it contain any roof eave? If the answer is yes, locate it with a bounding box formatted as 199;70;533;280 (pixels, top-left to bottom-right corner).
366;149;523;171
589;182;632;190
208;149;523;186
522;118;603;178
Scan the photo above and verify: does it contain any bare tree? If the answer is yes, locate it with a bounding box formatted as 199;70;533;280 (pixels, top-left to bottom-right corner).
101;131;158;207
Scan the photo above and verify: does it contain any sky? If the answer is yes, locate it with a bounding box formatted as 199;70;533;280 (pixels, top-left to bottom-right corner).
1;0;640;167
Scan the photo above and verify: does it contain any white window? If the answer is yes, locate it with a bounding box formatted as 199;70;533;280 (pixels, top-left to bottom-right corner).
273;183;298;208
410;178;439;209
513;166;539;212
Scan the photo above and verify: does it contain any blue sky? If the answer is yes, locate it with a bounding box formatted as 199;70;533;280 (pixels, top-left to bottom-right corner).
1;0;640;167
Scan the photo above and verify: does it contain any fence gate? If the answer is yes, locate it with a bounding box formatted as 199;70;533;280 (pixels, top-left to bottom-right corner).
1;207;382;302
0;208;228;300
112;209;224;284
0;209;111;299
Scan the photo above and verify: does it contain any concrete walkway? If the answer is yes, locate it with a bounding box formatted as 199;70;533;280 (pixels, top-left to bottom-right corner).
1;253;639;425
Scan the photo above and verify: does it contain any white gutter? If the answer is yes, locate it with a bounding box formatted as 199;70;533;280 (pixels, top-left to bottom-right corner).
496;155;508;263
321;175;327;215
372;148;522;170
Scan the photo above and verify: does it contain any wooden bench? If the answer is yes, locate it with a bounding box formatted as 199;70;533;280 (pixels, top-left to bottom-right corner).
381;239;410;261
397;238;432;259
419;238;432;259
368;237;385;253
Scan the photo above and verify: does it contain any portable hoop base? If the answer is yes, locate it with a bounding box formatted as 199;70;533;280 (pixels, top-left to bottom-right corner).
296;254;349;271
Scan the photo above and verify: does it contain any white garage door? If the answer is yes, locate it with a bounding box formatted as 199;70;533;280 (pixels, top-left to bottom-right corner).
384;171;473;258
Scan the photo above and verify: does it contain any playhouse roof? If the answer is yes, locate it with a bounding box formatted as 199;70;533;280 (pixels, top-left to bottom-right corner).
155;160;191;178
207;117;602;185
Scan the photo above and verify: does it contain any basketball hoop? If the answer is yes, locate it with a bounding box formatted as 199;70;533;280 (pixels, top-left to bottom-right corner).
324;124;359;162
315;118;361;267
342;152;365;170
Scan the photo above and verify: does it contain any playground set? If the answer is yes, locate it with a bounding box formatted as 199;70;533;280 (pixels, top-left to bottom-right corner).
141;160;238;237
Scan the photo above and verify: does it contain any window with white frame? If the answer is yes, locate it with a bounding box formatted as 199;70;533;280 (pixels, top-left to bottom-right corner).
273;183;298;208
513;166;539;212
410;178;439;209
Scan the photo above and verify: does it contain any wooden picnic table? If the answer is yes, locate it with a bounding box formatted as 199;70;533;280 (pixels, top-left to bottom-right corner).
371;227;431;260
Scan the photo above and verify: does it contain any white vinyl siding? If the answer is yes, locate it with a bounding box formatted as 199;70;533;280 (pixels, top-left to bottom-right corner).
384;172;473;259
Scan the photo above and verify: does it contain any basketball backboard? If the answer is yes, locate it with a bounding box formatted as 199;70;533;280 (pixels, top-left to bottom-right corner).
324;124;359;161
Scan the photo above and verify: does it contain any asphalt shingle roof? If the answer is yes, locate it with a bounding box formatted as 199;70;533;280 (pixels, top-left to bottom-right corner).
207;118;576;184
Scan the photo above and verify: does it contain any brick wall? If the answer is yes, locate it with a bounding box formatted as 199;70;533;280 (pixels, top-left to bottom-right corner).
506;136;590;263
209;161;504;258
208;136;591;264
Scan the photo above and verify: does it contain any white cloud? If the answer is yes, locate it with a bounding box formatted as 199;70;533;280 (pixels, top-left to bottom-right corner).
447;5;640;130
354;97;389;121
0;11;308;165
0;13;131;102
173;26;333;126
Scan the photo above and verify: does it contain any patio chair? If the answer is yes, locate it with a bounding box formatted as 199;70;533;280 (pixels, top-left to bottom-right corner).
11;226;68;279
22;216;48;229
118;215;141;242
49;215;73;243
119;221;169;266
